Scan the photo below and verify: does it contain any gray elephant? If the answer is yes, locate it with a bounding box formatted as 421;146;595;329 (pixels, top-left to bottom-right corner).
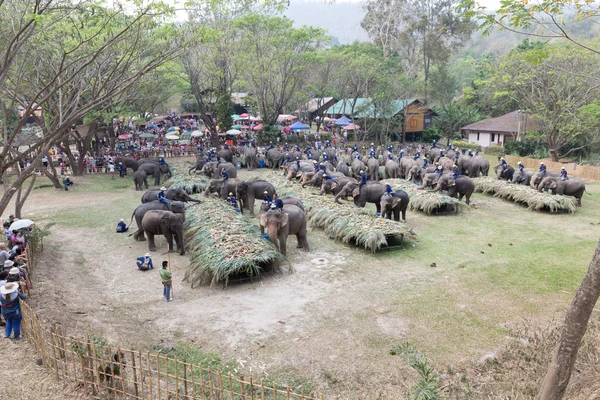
259;205;309;256
138;162;171;186
367;158;380;181
380;190;410;221
202;161;238;179
218;149;234;163
538;177;587;206
244;147;259;170
426;148;443;163
320;175;356;195
134;210;185;255
334;181;386;213
188;157;208;175
236;180;276;216
468;156;490;177
512;169;534;185
284;161;314;180
422;172;445;189
115;157;139;174
350;158;367;178
335;160;350;176
133;170;149;191
266;148;283;169
530;171;560;190
204;178;241;199
129;201;186;241
495;164;515;181
399;158;417;179
431;175;474;205
384;159;400;179
141;187;201;203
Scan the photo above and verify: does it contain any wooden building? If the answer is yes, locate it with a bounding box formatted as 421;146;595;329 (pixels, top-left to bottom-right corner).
461;111;538;147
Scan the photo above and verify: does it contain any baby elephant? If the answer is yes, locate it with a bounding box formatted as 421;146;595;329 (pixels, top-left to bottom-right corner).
259;205;309;256
380;190;410;222
133;170;149;191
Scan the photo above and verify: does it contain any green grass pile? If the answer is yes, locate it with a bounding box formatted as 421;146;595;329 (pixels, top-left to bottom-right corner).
184;197;284;287
472;177;577;213
381;178;464;215
263;172;416;252
165;167;207;194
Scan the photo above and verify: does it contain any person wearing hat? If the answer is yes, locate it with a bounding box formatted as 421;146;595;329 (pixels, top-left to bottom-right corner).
439;149;445;158
435;165;444;176
454;149;460;160
518;161;525;172
431;140;437;148
282;153;291;166
63;175;74;191
7;267;21;283
560;166;569;181
160;261;172;302
500;157;508;170
539;162;547;176
1;282;26;339
468;150;474;157
413;150;420;160
359;170;367;187
227;192;239;211
136;253;153;271
268;141;274;150
272;194;284;210
3;259;14;272
221;169;229;183
385;183;393;196
158;187;171;207
398;149;404;159
116;218;128;233
117;162;125;178
263;190;272;204
450;164;460;186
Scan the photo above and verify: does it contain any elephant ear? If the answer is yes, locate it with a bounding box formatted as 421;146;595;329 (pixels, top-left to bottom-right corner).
259;213;268;228
280;211;289;229
351;186;361;197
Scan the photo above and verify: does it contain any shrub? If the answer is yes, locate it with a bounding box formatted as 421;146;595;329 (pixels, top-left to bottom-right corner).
504;137;547;157
452;140;479;150
423;127;442;143
485;145;506;156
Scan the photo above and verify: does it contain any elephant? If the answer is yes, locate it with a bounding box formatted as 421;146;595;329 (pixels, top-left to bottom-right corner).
284;161;314;180
350;158;367;178
367;158;380;181
399;158;417;179
335;160;350;176
259;204;309;256
408;166;436;184
467;156;490;177
188;157;208;174
426;148;442;163
384;160;400;179
236;180;277;216
320;176;357;196
512;169;534;185
138;162;171;186
538;177;587;206
456;155;472;176
218;149;234;163
431;175;474;205
322;147;337;163
129;201;186;241
244;147;259;170
133;170;149;191
204;178;241;199
115;157;139;173
141;187;201;203
422;172;446;189
495;165;515;181
380;190;410;221
135;210;185;255
202;161;237;179
437;157;454;171
334;181;386;213
265;148;283;169
445;149;457;159
530;171;560;190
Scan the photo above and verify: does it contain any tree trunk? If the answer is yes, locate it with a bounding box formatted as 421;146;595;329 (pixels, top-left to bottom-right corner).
538;239;600;400
61;144;80;176
14;173;37;218
42;162;61;188
549;149;560;162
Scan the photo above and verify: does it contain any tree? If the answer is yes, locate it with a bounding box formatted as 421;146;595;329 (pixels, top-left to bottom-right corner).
234;14;327;137
486;47;600;161
0;0;184;215
362;0;474;102
432;101;480;141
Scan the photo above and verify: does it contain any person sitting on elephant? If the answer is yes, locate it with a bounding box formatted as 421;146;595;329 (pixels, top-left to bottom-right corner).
158;187;171;207
560;166;569;181
436;165;443;175
116;218;128;233
227;192;239;211
388;153;393;160
370;143;375;151
454;150;460;160
283;143;289;151
369;149;376;158
398;150;404;159
387;145;393;153
432;140;437;148
295;145;301;152
323;154;329;162
449;143;454;150
355;153;362;160
319;163;327;173
323;173;337;183
468;150;474;157
296;158;301;169
282;153;291;166
221;170;229;183
352;145;358;153
423;159;429;168
223;143;229;150
439;149;445;157
385;183;393;195
539;162;547;176
272;194;284;210
263;191;272;204
216;155;221;163
500;157;508;169
359;170;367;187
136;253;153;271
450;164;460;186
518;161;525;172
268;141;274;150
462;149;467;155
307;151;313;160
63;175;74;191
413;151;420;160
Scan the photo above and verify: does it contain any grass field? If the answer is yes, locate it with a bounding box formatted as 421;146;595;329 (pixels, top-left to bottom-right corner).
14;157;600;399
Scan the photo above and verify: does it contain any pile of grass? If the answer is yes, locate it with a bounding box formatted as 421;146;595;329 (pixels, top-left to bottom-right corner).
263;172;416;253
184;197;284;287
472;177;577;213
165;167;207;194
381;178;464;215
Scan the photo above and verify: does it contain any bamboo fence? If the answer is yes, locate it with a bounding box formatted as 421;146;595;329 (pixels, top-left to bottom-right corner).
20;237;325;400
503;155;600;180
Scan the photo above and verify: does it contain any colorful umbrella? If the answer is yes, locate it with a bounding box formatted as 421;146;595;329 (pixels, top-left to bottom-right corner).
343;123;361;130
240;113;249;118
165;134;179;140
226;129;242;135
9;219;34;231
253;124;263;131
139;132;157;139
118;134;132;140
181;131;192;137
231;125;243;129
191;130;203;137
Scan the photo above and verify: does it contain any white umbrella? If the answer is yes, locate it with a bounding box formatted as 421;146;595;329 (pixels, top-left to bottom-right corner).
191;130;203;137
9;219;34;231
165;134;179;140
226;129;242;135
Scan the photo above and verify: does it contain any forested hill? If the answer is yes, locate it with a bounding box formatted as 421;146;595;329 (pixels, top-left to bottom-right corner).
284;0;369;44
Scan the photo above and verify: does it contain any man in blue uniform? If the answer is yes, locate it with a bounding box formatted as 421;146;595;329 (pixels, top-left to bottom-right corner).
369;148;376;158
439;149;445;158
136;253;153;271
518;161;525;172
268;141;274;150
63;175;74;191
263;191;272;203
116;218;128;233
158;187;170;206
227;192;239;211
307;150;313;160
221;170;229;183
454;150;460;160
432;140;437;148
450;164;460;186
272;194;284;209
385;183;393;195
500;157;508;170
436;165;443;175
359;170;367;187
282;153;291;166
423;159;429;168
223;143;229;150
355;153;362;160
118;162;125;178
159;157;169;167
370;143;375;151
560;166;568;180
468;150;474;157
323;173;337;183
539;162;547;176
296;158;301;169
387;145;393;153
413;151;420;160
387;153;393;160
283;142;289;151
325;140;331;148
398;150;404;159
295;145;301;152
352;145;358;153
322;154;329;162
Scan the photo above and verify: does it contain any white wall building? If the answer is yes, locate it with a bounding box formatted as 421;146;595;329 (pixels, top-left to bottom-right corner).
460;111;538;148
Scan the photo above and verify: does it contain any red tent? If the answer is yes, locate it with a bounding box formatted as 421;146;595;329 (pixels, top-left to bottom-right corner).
343;123;361;130
253;124;263;131
240;113;249;118
118;134;132;140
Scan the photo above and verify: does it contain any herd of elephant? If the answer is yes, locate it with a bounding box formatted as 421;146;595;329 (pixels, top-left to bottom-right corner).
114;157;173;189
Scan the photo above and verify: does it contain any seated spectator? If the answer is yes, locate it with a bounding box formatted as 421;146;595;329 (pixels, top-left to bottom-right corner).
116;218;128;233
63;175;74;191
136;253;153;271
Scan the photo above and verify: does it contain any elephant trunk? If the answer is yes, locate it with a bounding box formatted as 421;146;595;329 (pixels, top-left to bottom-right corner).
267;224;280;252
334;189;345;204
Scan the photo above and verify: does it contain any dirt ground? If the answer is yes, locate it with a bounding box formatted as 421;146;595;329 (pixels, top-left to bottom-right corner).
7;157;600;399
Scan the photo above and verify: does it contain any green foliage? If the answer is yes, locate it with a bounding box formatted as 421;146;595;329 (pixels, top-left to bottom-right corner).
256;125;280;146
27;222;54;248
504;137;547;157
390;343;440;400
484;145;506;156
432;101;480;140
215;94;233;132
422;127;443;143
452;140;479;150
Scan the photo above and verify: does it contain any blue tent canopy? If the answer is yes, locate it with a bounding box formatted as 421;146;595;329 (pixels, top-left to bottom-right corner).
334;116;352;126
289;121;310;130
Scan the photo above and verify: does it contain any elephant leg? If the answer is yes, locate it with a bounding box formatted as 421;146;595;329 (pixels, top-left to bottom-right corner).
279;233;287;256
249;196;256;217
164;231;174;252
144;180;149;189
393;209;400;221
375;202;381;214
177;229;185;255
147;232;157;251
